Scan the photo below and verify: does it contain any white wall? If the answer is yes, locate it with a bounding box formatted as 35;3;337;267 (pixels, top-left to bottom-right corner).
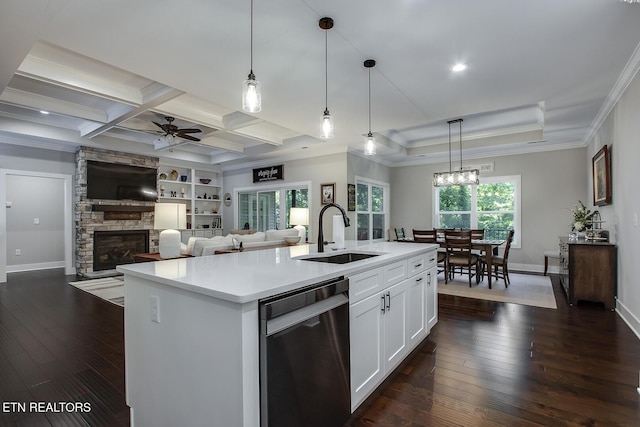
390;148;587;271
586;68;640;337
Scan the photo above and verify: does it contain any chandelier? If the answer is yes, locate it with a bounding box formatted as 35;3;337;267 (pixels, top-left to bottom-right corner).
433;119;479;187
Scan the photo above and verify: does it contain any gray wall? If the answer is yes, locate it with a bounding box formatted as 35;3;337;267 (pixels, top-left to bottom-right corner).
390;148;587;271
0;143;76;175
586;68;640;337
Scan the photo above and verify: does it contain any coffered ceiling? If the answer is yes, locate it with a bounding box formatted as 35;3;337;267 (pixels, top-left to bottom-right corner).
1;0;640;169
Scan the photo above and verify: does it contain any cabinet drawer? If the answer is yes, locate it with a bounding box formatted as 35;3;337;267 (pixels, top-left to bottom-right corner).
382;260;407;288
407;250;436;276
349;267;383;304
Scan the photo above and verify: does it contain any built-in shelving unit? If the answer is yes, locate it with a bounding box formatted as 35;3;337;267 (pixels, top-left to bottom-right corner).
157;163;223;236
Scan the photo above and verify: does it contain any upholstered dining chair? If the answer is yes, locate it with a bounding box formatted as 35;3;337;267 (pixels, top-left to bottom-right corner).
412;229;446;272
444;229;482;287
483;229;515;287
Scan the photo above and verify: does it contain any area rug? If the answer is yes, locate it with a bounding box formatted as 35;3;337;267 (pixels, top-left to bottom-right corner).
437;272;557;309
69;276;125;307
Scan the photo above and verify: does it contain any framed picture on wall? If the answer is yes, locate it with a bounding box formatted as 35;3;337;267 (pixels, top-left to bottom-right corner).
321;183;335;205
592;144;611;206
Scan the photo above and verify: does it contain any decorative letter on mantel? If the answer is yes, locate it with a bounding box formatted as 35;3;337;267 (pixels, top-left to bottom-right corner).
253;165;284;183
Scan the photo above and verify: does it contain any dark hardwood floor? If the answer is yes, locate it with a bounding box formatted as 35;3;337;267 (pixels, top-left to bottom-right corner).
1;268;639;426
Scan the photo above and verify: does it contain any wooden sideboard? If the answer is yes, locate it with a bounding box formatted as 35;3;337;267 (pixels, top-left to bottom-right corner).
558;237;616;309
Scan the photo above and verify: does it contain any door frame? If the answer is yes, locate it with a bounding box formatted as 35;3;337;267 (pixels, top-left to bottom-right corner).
0;169;75;282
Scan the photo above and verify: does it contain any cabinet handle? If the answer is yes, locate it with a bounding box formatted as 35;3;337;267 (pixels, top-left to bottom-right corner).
415;277;423;283
417;262;425;268
381;294;386;313
427;271;431;285
386;291;391;311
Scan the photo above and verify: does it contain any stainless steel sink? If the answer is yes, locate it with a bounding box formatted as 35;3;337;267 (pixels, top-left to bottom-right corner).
298;252;381;264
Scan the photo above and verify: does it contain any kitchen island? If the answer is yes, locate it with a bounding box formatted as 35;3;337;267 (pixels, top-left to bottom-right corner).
117;241;438;427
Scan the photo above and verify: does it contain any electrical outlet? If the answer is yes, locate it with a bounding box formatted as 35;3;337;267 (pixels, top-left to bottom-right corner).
15;249;21;256
151;295;160;323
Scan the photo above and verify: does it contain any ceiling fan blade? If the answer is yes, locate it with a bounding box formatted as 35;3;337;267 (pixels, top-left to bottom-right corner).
179;134;201;142
177;128;202;134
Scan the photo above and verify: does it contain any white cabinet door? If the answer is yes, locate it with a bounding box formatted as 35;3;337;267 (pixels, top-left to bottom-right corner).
426;266;438;331
406;272;426;348
382;280;408;372
350;292;385;411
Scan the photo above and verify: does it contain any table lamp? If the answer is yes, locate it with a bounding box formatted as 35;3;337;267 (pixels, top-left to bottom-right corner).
154;203;187;259
289;207;309;242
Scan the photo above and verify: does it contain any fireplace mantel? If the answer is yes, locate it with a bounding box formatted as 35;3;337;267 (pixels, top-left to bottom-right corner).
91;205;155;213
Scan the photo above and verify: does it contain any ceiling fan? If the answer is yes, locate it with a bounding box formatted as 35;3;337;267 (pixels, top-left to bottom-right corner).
152;116;202;143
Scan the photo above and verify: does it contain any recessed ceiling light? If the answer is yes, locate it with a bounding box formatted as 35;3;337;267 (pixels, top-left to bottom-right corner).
40;110;50;114
452;63;467;72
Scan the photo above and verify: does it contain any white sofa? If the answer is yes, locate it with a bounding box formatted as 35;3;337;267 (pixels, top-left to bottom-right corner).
182;229;300;256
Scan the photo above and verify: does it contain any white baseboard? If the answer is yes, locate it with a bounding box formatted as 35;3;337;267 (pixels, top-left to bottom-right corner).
616;298;640;341
6;261;65;273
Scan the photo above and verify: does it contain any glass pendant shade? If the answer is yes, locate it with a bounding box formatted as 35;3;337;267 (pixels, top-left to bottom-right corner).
242;72;261;113
321;109;334;139
164;133;174;145
364;133;376;156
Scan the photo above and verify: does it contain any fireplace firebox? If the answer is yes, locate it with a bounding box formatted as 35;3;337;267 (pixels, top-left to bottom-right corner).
93;230;149;271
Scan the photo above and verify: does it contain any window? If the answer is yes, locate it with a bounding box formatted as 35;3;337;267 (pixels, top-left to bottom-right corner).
356;177;389;242
238;184;309;232
434;175;521;247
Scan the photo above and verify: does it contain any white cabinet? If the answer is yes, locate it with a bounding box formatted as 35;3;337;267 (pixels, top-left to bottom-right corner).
349;249;438;411
349;287;384;409
157;163;223;234
407;272;427;347
426;265;438;331
350;279;408;410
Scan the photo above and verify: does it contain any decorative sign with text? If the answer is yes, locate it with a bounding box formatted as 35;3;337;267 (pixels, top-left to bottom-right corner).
253;165;284;183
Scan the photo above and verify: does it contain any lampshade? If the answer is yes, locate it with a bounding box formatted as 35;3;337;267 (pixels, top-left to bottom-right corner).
154;203;187;230
290;207;309;242
290;207;309;226
154;203;187;259
433;118;480;187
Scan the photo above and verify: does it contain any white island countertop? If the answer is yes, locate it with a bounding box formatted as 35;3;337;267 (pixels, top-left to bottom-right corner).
116;241;437;304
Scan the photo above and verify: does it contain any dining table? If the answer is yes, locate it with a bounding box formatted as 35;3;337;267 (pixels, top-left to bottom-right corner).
397;237;506;289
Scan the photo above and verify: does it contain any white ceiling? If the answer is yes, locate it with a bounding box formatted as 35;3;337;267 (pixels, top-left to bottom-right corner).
1;0;640;170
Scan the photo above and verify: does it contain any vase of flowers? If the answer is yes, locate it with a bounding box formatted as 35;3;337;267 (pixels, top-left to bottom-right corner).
570;200;598;235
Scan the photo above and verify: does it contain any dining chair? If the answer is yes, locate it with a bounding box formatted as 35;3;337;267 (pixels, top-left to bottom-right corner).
394;227;406;241
469;228;486;256
444;230;482;287
483;230;515;287
412;229;446;272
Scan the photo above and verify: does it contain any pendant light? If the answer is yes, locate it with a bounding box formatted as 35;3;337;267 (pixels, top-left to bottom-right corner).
364;59;376;155
319;17;334;139
242;0;261;113
433;119;480;186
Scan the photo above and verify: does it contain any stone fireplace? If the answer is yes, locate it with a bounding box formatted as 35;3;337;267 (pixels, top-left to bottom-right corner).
75;147;159;276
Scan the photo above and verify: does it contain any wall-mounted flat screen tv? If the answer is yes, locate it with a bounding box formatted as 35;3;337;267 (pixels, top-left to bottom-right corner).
87;160;157;201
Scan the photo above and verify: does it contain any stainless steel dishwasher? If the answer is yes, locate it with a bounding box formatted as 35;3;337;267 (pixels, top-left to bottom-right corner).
259;276;350;427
